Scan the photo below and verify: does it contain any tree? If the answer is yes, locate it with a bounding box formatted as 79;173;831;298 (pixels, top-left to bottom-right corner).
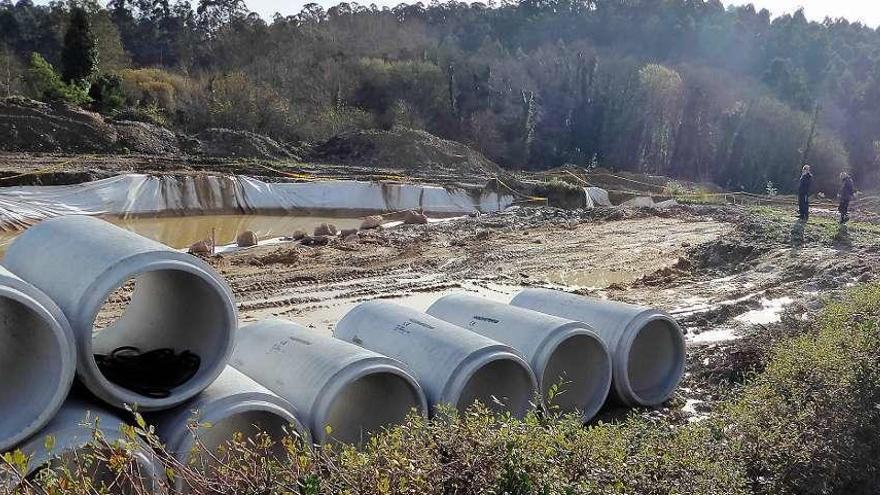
61;6;97;83
0;43;23;96
25;52;90;104
90;10;129;72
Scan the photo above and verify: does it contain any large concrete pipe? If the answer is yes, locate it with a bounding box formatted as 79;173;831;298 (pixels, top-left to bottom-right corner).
335;300;538;418
510;289;685;406
0;266;76;452
152;366;309;492
426;293;611;421
232;319;427;445
3;397;164;492
3;215;237;411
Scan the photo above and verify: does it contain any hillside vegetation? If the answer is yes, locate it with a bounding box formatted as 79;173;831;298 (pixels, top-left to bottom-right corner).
2;0;880;194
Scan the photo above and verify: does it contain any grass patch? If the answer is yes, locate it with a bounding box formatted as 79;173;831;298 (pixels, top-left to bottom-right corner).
750;205;880;245
8;285;880;494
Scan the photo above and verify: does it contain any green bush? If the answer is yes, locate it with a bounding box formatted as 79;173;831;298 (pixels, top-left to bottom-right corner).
24;53;91;105
722;285;880;494
112;103;167;126
89;72;125;111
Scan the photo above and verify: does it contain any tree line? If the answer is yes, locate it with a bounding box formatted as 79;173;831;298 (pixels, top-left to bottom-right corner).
2;0;880;194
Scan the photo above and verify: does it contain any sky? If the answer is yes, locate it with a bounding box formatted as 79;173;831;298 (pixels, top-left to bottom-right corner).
242;0;880;26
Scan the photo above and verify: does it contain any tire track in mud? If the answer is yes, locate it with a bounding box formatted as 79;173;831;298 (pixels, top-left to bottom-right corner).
216;215;730;332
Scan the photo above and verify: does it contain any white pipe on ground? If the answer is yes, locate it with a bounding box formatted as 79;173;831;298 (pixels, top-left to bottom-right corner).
510;288;685;406
2;397;164;492
152;366;309;492
335;300;538;418
3;215;238;411
0;266;76;452
232;319;427;445
426;293;611;421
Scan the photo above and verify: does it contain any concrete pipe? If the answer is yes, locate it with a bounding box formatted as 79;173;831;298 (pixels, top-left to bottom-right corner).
510;288;685;407
0;266;76;452
152;366;309;492
426;293;611;421
3;215;237;411
3;397;164;492
232;319;427;445
335;300;538;418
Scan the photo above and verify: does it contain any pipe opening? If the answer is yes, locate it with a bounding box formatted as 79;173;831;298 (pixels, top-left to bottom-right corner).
627;319;683;404
91;270;231;399
325;372;421;445
542;335;608;416
195;410;292;460
0;295;65;447
458;359;534;417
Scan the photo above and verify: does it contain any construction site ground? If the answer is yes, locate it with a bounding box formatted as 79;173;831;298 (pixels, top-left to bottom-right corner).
79;201;880;422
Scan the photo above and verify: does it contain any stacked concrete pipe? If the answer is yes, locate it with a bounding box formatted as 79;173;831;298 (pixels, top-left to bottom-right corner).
232;319;427;445
152;366;309;492
3;397;165;492
3;215;238;411
510;288;685;406
0;266;76;452
426;293;612;421
335;300;538;418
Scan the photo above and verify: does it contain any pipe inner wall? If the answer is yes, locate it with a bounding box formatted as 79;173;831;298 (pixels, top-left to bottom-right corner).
3;215;237;411
0;268;75;452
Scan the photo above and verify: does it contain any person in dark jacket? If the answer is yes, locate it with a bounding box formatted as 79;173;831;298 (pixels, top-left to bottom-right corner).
839;171;855;224
798;164;813;221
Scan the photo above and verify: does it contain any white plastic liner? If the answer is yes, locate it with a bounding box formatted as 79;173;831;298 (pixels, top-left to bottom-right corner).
0;174;516;230
586;187;612;207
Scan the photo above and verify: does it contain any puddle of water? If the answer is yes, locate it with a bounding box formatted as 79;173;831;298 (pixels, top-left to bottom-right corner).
0;214;363;255
734;297;794;325
671;289;767;318
688;327;739;344
545;268;635;289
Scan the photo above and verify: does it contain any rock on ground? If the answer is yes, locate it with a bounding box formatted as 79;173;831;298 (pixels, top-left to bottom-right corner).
360;215;383;229
403;210;428;225
237;230;259;247
189;240;213;255
314;223;338;236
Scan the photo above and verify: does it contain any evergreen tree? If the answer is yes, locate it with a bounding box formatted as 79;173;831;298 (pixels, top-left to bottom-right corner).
61;6;97;83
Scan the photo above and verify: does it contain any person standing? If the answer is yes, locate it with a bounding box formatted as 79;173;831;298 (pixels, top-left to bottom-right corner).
839;171;855;224
798;164;813;221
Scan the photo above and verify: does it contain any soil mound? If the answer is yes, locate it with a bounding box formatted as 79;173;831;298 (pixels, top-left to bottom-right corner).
113;120;181;155
0;97;118;152
195;128;300;160
309;127;502;178
0;98;297;159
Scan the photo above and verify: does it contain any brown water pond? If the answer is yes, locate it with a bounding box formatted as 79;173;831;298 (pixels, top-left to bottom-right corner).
0;214;363;255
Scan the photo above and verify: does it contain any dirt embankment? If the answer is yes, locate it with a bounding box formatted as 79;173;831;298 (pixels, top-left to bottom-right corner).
308;127;506;180
0;97;301;162
0;99;516;188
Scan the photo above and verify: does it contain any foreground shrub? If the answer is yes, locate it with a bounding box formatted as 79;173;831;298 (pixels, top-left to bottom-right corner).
8;285;880;494
723;285;880;494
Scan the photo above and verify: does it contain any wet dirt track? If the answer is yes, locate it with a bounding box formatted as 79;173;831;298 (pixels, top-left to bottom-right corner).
218;213;730;330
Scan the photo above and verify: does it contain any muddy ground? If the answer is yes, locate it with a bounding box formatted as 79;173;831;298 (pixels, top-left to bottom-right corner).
90;202;880;422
